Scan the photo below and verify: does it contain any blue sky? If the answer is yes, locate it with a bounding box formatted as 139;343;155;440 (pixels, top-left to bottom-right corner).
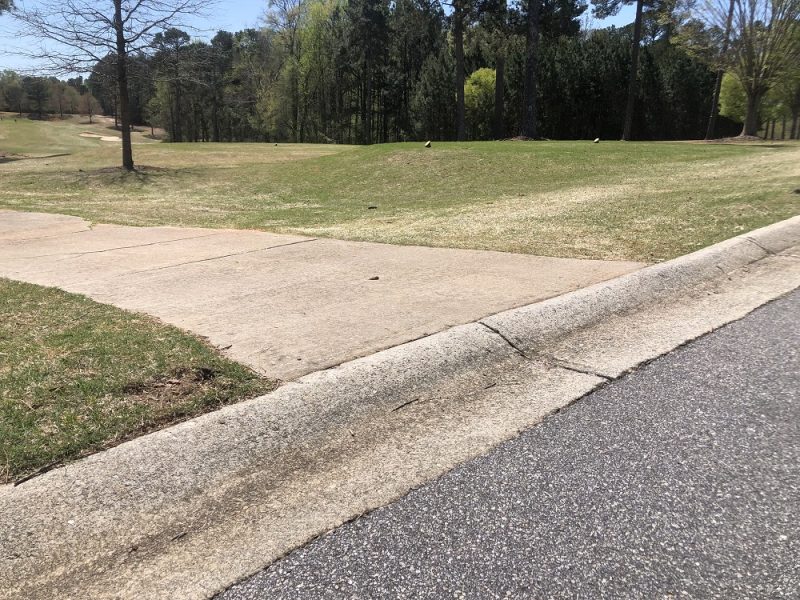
0;1;637;73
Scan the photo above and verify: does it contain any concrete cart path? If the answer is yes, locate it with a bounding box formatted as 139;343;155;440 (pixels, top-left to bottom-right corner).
0;210;645;379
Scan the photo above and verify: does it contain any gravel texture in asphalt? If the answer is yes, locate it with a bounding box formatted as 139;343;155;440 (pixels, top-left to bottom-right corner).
220;290;800;600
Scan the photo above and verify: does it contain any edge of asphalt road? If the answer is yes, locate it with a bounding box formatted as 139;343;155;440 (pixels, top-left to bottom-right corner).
2;216;800;600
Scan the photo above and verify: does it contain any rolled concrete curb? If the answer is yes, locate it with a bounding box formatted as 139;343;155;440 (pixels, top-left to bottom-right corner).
2;216;799;600
482;216;800;355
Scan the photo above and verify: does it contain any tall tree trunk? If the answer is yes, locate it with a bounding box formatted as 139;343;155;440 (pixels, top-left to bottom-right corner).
622;0;644;141
454;0;466;141
174;82;183;142
168;92;176;141
705;70;725;140
781;115;786;139
366;66;373;145
361;59;372;145
520;0;541;139
113;0;134;171
291;29;300;144
741;91;761;137
212;98;220;142
792;113;799;139
494;53;505;139
705;0;735;140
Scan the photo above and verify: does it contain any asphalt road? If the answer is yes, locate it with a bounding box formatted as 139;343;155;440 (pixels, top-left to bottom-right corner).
219;290;800;600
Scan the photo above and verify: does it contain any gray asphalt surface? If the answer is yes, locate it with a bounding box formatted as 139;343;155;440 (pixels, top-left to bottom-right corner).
219;290;800;600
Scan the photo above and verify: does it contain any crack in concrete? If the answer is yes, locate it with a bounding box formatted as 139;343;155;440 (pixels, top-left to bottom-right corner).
479;322;528;358
715;264;734;280
547;358;613;382
391;397;423;412
1;227;93;245
744;236;774;255
124;237;319;275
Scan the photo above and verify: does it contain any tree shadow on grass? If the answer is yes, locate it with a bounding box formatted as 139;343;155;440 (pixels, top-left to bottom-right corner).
0;153;71;164
76;165;179;185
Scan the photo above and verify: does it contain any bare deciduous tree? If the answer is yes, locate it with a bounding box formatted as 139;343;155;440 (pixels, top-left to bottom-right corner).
79;91;101;124
14;0;209;170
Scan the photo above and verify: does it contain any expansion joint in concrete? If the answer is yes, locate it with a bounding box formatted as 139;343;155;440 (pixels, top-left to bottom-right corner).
19;232;223;259
126;237;320;275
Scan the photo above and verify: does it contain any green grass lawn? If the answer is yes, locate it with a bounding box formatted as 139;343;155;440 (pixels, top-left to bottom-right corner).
0;278;275;484
1;114;798;261
1;116;797;479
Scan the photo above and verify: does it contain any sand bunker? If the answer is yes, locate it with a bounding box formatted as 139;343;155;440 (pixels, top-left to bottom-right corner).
78;132;120;142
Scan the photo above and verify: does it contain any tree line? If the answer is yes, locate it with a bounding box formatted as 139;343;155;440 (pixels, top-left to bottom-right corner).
116;6;742;144
2;0;799;171
0;72;101;121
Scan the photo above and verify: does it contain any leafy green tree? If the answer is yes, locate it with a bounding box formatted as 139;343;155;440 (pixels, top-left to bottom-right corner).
446;0;471;140
152;28;191;141
773;62;800;139
208;31;234;142
594;0;647;140
267;0;304;141
465;67;496;138
520;0;543;138
17;0;727;145
22;77;50;117
48;79;68;117
705;0;734;139
718;71;746;122
540;0;587;38
411;46;456;139
387;0;446;140
476;0;512;138
229;28;279;140
0;71;25;115
696;0;800;137
346;0;390;144
63;84;80;114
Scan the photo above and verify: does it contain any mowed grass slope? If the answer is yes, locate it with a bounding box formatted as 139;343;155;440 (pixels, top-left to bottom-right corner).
0;279;274;484
1;114;798;261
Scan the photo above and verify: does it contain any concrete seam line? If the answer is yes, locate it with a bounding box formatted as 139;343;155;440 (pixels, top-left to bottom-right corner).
123;237;320;275
12;231;225;260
